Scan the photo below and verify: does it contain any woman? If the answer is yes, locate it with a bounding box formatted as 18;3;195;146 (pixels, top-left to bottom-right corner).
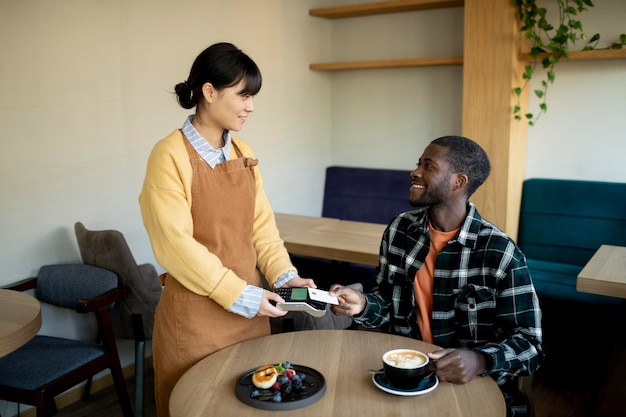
139;42;315;417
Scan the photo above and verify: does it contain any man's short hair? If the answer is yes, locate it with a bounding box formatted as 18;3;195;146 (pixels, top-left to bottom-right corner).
431;136;491;197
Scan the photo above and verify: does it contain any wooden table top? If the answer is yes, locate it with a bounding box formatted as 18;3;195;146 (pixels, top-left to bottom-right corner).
275;213;386;266
0;289;42;358
274;213;339;237
170;330;506;417
577;245;626;299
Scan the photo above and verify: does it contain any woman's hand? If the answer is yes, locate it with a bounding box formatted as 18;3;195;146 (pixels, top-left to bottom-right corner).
329;284;366;317
256;289;289;318
282;277;317;289
256;276;316;318
427;348;488;384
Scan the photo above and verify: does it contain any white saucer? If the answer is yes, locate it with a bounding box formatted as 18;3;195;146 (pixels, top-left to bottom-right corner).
372;373;439;396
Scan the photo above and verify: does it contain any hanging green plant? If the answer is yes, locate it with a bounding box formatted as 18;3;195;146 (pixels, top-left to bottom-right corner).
512;0;626;126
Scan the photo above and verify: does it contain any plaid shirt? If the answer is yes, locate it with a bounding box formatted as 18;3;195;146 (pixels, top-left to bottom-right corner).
354;203;544;416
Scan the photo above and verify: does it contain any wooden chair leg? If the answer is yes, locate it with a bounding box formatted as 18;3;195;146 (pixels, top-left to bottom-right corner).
83;376;93;401
110;359;135;417
40;395;57;417
83;331;104;401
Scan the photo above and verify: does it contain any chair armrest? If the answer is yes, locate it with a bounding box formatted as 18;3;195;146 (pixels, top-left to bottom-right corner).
76;286;129;313
1;277;37;291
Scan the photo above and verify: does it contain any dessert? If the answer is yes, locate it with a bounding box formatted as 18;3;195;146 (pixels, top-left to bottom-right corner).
248;361;312;403
252;365;278;389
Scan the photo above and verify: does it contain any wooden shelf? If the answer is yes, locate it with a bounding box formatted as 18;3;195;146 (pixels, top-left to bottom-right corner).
519;48;626;62
309;47;625;72
309;1;464;70
310;56;462;71
310;0;464;19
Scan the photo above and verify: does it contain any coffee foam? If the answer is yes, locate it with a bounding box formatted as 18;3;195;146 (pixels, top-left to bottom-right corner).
384;350;427;369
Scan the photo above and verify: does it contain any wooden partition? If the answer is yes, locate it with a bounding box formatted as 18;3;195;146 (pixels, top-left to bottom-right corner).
461;0;529;238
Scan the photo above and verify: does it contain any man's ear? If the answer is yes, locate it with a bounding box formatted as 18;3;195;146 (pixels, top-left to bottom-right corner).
455;173;469;191
202;82;215;103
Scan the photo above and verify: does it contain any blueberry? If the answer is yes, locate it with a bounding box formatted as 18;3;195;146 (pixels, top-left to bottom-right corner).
277;375;289;385
298;373;307;381
250;389;260;398
272;392;282;403
283;361;291;369
281;383;293;395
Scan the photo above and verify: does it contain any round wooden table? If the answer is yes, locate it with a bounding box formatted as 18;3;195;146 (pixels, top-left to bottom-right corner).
0;289;42;358
170;329;506;417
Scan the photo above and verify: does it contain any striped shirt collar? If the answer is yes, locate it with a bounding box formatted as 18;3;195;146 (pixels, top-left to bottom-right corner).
182;115;232;168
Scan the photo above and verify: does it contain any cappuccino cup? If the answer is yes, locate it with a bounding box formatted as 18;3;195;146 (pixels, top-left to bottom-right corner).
382;349;430;389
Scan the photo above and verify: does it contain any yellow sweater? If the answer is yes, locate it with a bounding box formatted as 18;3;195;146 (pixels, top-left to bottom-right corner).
139;129;296;309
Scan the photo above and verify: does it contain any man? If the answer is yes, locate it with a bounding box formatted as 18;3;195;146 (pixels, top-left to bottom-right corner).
330;136;543;417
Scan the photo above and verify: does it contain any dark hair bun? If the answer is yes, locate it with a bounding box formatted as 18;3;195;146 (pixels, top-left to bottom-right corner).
175;81;195;109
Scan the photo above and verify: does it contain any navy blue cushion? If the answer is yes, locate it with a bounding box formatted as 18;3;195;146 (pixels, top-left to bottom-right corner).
322;166;413;225
0;336;106;390
37;264;118;308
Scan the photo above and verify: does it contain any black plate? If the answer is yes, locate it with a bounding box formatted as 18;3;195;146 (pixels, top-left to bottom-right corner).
235;364;326;410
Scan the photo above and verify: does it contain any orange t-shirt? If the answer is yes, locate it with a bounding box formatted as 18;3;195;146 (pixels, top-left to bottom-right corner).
413;222;459;343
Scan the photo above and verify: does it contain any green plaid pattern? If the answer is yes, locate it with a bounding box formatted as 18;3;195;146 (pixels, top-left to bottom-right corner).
354;203;544;416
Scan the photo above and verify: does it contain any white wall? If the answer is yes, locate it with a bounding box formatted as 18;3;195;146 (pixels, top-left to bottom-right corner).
327;4;464;168
1;0;624;414
0;0;333;283
525;1;626;182
0;1;331;415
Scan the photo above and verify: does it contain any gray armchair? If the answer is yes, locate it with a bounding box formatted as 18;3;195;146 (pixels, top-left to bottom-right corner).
74;222;161;417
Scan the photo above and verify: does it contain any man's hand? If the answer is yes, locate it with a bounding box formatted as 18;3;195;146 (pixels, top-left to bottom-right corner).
328;284;366;316
428;348;489;384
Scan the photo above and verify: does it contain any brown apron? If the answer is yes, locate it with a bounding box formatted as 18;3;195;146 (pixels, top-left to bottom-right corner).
152;134;270;417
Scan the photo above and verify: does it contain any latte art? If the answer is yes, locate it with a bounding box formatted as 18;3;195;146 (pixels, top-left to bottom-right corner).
384;350;427;369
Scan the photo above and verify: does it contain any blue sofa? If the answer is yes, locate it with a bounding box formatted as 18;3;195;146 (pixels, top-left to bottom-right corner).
322;166;413;224
290;166;412;291
517;178;626;306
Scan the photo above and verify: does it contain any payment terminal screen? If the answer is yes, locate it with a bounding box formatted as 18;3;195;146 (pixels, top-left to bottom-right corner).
290;288;308;300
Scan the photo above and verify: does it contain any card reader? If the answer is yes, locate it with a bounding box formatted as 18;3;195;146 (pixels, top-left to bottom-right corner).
273;288;328;317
